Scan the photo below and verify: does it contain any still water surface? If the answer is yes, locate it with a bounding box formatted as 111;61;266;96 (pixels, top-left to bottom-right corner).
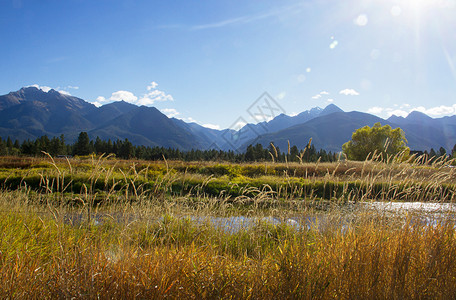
64;201;456;232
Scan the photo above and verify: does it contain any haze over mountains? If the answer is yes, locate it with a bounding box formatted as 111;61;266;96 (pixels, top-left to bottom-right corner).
0;87;455;152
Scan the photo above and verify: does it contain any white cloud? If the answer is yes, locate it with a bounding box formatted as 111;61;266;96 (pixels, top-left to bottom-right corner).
277;92;286;100
339;89;360;96
95;81;173;107
138;82;174;105
312;91;330;100
138;89;173;106
28;84;52;93
182;117;197;123
92;96;108;107
58;90;71;96
27;84;75;96
192;15;262;30
147;81;158;90
110;90;138;103
57;85;79;92
189;3;301;30
202;123;221;130
368;104;456;118
388;109;409;118
327;98;334;103
96;96;107;102
420;105;456;116
161;108;180;118
411;106;426;113
329;40;338;49
367;106;384;114
160;108;205;126
52;85;80;96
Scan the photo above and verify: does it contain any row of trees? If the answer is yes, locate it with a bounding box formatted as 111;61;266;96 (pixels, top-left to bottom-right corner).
1;125;453;162
0;132;340;163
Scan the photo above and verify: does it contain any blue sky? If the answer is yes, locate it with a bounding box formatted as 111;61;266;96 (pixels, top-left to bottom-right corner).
1;0;456;129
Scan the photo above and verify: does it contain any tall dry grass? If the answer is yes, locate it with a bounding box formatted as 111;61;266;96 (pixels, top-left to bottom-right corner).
0;154;455;298
1;192;456;298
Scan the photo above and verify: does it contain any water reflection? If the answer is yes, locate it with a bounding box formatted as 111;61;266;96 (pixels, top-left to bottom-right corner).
63;201;456;232
366;202;456;213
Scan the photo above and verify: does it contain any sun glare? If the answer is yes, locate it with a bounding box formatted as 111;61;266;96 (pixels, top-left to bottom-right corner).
397;0;455;11
407;0;433;7
387;0;454;34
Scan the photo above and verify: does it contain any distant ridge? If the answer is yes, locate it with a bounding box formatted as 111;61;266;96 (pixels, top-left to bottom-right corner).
387;111;456;150
245;111;388;153
0;87;455;151
0;87;208;150
318;103;344;116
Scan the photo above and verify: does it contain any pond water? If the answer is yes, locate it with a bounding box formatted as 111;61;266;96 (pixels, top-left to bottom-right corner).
366;201;456;213
193;202;456;232
63;201;456;231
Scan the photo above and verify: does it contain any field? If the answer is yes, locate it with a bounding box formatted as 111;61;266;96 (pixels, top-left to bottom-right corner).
1;154;456;298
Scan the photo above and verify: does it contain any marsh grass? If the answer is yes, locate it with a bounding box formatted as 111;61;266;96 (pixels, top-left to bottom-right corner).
1;154;456;298
2;152;456;205
1;192;456;298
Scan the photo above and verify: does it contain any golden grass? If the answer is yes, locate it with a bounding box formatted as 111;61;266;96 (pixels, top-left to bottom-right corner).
0;188;456;298
0;154;456;298
2;153;456;204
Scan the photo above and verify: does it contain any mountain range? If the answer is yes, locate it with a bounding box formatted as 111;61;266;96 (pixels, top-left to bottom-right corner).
0;87;455;152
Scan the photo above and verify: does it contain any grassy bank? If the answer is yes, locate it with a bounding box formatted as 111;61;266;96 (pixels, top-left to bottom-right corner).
1;154;456;203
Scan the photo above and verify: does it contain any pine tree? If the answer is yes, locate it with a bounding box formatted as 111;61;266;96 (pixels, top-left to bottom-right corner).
439;147;447;157
6;137;13;154
429;148;437;163
0;138;6;156
73;132;91;156
94;137;103;154
118;138;134;159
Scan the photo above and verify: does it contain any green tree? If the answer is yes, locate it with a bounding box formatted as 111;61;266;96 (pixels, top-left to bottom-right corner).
73;132;91;156
20;140;33;155
253;143;265;161
6;137;13;149
0;138;6;156
49;135;66;156
439;147;447;157
94;137;104;154
429;148;437;161
342;123;409;161
290;145;299;162
452;144;456;158
38;135;51;153
106;139;113;154
245;144;255;161
118;138;134;159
